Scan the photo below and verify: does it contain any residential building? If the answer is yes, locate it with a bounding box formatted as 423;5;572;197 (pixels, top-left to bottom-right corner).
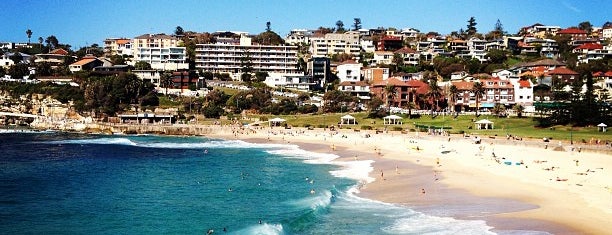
573;43;603;54
132;70;161;87
360;39;376;53
171;70;200;90
394;47;420;65
557;28;588;40
479;77;515;108
400;28;420;41
372;51;394;65
603;26;612;39
34;48;72;67
103;38;132;56
284;29;314;45
547;67;579;83
338;81;371;101
363;67;389;83
132;34;187;71
92;65;131;76
336;61;362;83
520;24;560;38
370;77;429;108
69;56;111;72
0;52;31;68
307;57;331;89
309;33;361;57
377;36;403;51
264;75;317;91
195;35;301;80
510;78;534;107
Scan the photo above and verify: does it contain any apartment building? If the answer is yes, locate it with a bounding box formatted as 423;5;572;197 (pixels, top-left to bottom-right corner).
103;38;132;56
132;34;188;71
310;33;361;57
195;36;301;80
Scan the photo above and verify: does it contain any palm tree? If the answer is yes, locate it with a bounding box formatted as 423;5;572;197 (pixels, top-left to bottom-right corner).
38;37;43;49
26;29;32;44
513;104;525;118
384;84;397;110
160;71;173;96
448;84;459;113
405;102;416;118
492;103;506;117
472;81;485;117
426;79;442;115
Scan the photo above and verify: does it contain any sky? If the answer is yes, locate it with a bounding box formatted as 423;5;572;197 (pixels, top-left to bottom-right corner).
1;0;610;49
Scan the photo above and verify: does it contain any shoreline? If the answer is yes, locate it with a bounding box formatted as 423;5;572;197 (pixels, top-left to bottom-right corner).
15;123;612;234
201;125;610;234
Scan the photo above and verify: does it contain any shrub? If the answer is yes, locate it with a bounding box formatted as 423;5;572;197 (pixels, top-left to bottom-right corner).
361;125;373;130
392;126;403;131
317;124;327;128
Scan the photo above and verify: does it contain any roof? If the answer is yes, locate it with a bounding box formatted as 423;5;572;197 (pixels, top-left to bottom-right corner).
575;43;603;50
339;81;369;86
70;58;98;66
518;80;532;88
372;77;407;87
134;33;177;40
338;59;359;65
451;81;473;90
557;28;587;34
475;119;494;124
394;47;417;54
593;71;612;77
548;67;579;75
374;51;394;55
116;39;130;45
50;48;69;55
525;59;565;67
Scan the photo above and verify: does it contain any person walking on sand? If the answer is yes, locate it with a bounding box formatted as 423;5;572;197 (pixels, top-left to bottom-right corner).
380;170;384;180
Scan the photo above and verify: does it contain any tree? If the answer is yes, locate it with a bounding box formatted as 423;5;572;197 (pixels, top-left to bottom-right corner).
513;104;525;118
492;103;506;117
254;71;268;82
45;35;59;50
472;81;485;117
466;17;477;36
252;31;284;45
8;63;30;79
384;84;397;109
426;78;442;113
175;26;184;36
335;20;346;33
578;21;593;34
26;29;32;44
353;18;362;31
486;49;507;64
37;37;43;49
9;52;23;64
160;71;173;95
109;54;126;65
494;19;504;35
240;51;253;82
449;84;459;113
134;61;152;70
266;21;271;32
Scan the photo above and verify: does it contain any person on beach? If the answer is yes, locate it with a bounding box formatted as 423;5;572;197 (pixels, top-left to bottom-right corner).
421;188;426;194
380;170;384;180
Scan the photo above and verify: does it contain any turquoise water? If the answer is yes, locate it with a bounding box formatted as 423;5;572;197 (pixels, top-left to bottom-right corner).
0;131;504;234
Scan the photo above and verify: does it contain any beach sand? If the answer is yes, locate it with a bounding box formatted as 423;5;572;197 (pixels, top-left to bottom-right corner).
190;124;611;234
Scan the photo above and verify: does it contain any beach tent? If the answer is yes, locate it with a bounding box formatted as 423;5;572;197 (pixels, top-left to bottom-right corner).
340;114;356;125
475;119;494;129
597;123;607;132
383;115;403;125
269;117;286;127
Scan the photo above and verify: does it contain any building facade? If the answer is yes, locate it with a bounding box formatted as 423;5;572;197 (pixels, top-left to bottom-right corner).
132;34;188;71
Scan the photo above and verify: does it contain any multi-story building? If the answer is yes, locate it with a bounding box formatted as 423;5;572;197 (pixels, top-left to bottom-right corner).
132;34;187;71
370;77;429;108
307;57;331;89
372;51;393;65
195;36;301;80
103;38;132;56
394;47;420;66
310;33;361;57
363;67;389;83
377;36;403;51
603;26;612;39
336;60;362;83
284;29;314;45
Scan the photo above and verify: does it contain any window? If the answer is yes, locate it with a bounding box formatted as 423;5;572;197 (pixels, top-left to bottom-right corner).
519;96;523;99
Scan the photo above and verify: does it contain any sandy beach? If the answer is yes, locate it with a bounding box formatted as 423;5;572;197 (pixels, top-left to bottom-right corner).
204;124;612;234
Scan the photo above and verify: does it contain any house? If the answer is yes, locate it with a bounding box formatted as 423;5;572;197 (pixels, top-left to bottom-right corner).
338;81;371;101
363;67;389;83
309;33;361;57
450;81;473;111
479;77;515;108
557;28;588;40
372;51;394;65
511;79;534;106
103;38;132;56
377;35;403;51
171;70;200;90
264;75;317;91
450;71;469;81
92;65;131;76
132;69;162;87
34;48;72;67
573;43;603;54
394;47;420;65
547;67;579;83
0;52;31;68
491;69;513;79
370;77;428;108
336;60;362;83
69;56;111;72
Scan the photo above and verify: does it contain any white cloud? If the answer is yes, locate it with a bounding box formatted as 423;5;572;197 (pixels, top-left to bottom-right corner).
562;1;581;13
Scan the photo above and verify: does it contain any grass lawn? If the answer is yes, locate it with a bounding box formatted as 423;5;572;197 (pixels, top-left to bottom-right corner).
241;112;610;143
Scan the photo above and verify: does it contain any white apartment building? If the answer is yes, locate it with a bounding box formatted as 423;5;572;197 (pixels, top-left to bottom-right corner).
103;38;132;56
372;51;394;65
132;34;188;71
602;27;612;39
195;36;301;80
310;33;361;57
336;61;362;83
284;29;313;45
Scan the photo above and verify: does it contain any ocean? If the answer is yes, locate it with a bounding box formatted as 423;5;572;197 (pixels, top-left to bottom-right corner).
0;130;520;234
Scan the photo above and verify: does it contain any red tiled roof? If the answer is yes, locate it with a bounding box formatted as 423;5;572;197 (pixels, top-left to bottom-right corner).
575;43;603;50
548;67;579;75
451;81;473;90
557;28;587;35
372;77;406;87
116;39;130;45
518;80;532;88
405;79;427;87
70;58;96;66
594;71;612;77
50;48;69;55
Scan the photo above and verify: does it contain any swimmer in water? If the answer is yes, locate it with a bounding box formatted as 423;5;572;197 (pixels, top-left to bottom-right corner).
228;188;232;192
310;189;315;194
204;149;208;154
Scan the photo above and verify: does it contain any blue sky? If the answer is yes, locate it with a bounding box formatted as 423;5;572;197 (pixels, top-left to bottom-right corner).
1;0;610;49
